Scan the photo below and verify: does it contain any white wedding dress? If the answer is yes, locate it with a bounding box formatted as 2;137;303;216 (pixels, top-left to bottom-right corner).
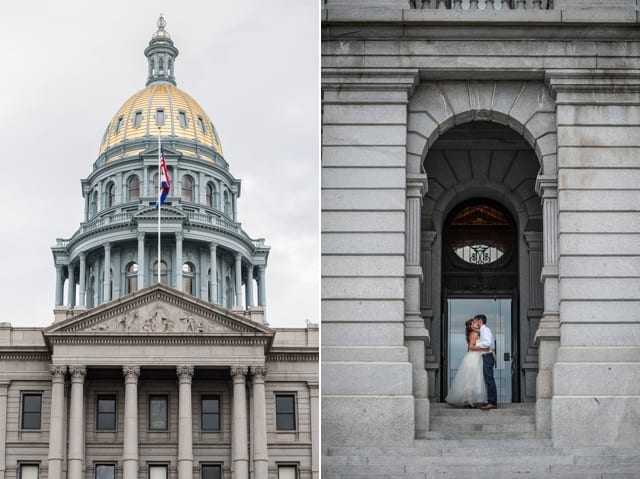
445;350;487;407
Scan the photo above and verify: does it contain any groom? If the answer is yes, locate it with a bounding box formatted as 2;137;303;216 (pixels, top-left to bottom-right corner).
474;314;497;410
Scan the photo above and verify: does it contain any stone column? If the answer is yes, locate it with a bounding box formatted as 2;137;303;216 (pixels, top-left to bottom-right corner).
103;243;112;302
67;263;76;308
251;367;268;479
122;366;140;479
245;266;254;308
257;265;266;307
404;173;430;436
231;367;249;479
0;381;8;479
175;232;184;290
55;265;64;307
534;176;560;435
308;381;319;479
79;253;87;307
234;253;242;308
137;232;145;289
177;366;194;479
209;243;218;304
67;366;86;479
47;366;66;479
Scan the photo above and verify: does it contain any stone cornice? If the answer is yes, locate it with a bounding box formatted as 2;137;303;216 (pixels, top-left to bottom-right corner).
0;351;51;361
322;68;419;94
266;351;319;362
546;70;640;98
47;336;271;346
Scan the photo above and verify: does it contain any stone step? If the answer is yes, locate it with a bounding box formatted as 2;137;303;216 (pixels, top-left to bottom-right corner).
418;430;539;440
430;404;535;416
430;414;535;425
322;471;639;479
430;421;535;433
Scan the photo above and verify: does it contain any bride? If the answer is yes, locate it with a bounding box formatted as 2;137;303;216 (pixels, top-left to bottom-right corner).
445;319;489;408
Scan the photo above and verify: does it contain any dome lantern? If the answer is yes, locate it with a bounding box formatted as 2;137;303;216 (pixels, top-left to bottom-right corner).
144;15;179;86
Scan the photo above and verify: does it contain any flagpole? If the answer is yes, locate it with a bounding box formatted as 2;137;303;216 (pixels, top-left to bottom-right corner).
157;128;161;284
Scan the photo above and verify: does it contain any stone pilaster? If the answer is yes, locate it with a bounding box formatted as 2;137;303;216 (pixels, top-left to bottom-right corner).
47;366;66;479
404;173;430;435
67;366;86;479
234;253;242;308
420;231;438;401
0;381;7;479
251;367;268;479
523;231;543;402
103;243;112;302
175;232;183;290
177;366;194;479
122;366;140;479
308;381;319;479
230;367;249;479
137;233;145;289
209;243;218;304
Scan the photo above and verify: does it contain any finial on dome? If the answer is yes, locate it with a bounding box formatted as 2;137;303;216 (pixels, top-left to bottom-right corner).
144;15;179;86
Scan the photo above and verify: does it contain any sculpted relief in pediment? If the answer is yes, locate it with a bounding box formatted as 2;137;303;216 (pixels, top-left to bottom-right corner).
85;303;236;334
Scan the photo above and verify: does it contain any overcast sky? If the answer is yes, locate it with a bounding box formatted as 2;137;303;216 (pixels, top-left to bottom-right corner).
0;1;319;329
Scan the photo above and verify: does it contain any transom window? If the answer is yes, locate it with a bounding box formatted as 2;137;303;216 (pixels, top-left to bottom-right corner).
446;200;515;266
201;465;221;479
201;395;220;431
275;394;296;431
97;394;116;430
277;465;297;479
20;465;39;479
21;393;42;430
148;465;167;479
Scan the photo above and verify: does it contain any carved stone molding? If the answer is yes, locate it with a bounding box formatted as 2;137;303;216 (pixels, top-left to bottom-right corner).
50;365;67;382
69;366;86;383
176;365;194;383
122;365;140;383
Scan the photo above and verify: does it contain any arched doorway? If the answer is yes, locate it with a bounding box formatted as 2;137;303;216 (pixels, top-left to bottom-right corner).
442;199;518;403
421;121;543;404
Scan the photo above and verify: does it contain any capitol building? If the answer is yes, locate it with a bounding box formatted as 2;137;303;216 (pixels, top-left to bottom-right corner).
0;17;318;479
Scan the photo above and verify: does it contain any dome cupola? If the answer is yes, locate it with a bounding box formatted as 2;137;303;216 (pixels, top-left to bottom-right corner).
144;15;179;86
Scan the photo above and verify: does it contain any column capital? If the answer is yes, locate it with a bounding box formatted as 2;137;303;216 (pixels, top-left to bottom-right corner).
175;231;184;240
535;175;558;198
104;242;112;251
123;366;140;383
406;173;428;199
79;251;86;260
251;366;267;381
137;231;145;241
50;365;67;383
230;366;248;380
209;242;217;252
176;365;194;383
69;366;86;383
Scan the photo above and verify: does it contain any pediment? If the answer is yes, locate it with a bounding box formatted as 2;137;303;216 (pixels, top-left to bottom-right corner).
44;284;273;338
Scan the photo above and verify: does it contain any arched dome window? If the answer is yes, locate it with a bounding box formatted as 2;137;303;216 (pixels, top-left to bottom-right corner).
106;182;116;208
223;191;231;216
207;267;212;302
125;262;138;293
182;176;194;202
183;262;195;295
206;182;216;208
152;260;168;285
128;175;140;202
90;191;98;217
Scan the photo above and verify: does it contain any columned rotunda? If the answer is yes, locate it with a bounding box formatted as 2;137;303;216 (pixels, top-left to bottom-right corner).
0;17;318;479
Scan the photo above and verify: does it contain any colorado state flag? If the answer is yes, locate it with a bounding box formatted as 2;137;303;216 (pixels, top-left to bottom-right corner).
155;147;171;209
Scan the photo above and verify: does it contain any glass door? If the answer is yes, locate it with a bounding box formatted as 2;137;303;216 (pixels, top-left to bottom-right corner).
446;298;513;403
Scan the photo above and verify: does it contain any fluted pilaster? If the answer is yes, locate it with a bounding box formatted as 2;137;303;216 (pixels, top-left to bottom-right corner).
123;366;140;479
67;366;86;479
177;366;194;479
251;367;268;479
231;366;249;479
47;366;67;479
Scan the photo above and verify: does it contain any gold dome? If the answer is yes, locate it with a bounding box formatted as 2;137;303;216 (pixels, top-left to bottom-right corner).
99;83;223;161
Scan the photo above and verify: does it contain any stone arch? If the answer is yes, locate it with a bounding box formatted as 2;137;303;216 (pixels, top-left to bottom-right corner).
407;81;557;177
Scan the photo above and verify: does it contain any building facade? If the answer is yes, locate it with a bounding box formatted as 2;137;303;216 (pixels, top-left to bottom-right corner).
322;0;640;449
0;18;318;479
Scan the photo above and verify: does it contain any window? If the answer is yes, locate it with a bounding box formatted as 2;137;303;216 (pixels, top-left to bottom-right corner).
97;394;116;430
183;263;195;296
148;466;167;479
95;465;115;479
21;393;42;429
201;395;220;431
206;183;215;208
106;182;116;208
223;191;231;216
90;191;98;217
156;109;165;127
133;111;143;128
149;395;168;429
198;116;206;134
128;176;140;202
152;261;168;286
114;116;123;134
125;262;138;293
178;111;188;128
201;465;221;479
275;394;296;431
19;465;39;479
182;176;194;202
277;465;297;479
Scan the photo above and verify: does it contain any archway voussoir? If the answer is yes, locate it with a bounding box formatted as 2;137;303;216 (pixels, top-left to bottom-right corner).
407;133;427;158
535;134;558;163
439;81;472;120
408;112;438;140
469;81;495;112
